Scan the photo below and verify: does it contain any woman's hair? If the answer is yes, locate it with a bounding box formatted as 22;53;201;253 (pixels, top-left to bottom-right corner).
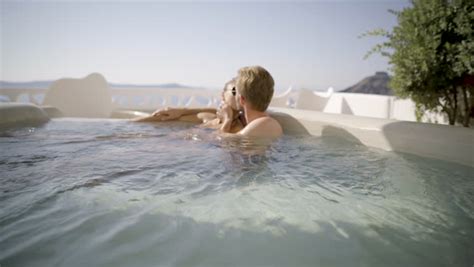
223;79;236;95
235;66;274;112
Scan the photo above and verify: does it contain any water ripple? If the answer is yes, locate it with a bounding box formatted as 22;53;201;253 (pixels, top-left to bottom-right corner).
1;119;473;266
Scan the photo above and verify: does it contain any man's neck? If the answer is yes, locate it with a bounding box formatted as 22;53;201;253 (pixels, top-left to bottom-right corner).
244;107;267;124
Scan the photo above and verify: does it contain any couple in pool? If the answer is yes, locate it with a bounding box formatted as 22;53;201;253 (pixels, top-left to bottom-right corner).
136;66;282;139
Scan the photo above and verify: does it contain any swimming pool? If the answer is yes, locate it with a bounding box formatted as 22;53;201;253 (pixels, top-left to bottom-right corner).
1;118;473;266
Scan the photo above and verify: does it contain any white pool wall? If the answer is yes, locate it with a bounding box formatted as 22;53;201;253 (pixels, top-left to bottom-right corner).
271;107;474;168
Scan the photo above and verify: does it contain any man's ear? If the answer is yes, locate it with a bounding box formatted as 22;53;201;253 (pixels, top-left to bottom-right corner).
239;95;245;107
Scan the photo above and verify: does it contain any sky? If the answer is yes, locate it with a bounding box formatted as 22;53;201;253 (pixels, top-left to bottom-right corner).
1;0;410;91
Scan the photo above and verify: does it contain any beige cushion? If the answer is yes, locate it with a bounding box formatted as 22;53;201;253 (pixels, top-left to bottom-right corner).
43;73;112;118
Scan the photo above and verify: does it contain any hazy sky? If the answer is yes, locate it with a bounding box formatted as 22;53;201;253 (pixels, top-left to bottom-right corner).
1;0;409;90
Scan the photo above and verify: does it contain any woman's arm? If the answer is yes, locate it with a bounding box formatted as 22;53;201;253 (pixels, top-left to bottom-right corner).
134;107;216;122
153;107;217;120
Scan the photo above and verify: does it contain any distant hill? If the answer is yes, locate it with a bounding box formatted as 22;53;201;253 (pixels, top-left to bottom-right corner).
0;81;53;89
0;80;194;89
108;82;193;89
341;72;393;95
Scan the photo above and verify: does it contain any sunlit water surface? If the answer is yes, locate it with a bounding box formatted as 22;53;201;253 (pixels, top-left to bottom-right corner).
0;118;473;267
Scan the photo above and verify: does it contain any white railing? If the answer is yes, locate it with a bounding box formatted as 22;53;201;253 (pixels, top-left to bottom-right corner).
0;86;447;124
0;87;222;110
0;88;47;105
110;87;221;111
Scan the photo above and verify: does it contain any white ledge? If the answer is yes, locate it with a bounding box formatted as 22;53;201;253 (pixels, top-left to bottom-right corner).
271;107;474;167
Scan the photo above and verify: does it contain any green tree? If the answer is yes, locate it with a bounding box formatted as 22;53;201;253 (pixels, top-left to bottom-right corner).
365;0;474;127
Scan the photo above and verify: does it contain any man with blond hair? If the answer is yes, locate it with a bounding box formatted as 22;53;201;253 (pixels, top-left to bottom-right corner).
219;66;282;138
136;66;282;138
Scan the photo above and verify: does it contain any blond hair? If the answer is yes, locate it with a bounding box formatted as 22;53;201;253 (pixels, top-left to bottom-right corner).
235;66;274;112
223;78;235;91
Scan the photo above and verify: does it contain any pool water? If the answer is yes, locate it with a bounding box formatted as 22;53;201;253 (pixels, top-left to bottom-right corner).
0;119;473;267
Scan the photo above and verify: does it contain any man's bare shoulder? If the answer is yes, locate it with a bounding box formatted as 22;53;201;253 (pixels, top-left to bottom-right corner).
238;116;282;138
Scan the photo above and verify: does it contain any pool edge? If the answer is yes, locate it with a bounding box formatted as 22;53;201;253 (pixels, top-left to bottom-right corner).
271;107;474;168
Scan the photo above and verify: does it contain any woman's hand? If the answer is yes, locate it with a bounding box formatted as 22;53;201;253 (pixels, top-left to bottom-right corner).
217;103;234;120
152;107;184;121
218;103;234;132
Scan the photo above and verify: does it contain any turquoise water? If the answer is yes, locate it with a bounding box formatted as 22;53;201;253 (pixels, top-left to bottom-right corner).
0;118;473;267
